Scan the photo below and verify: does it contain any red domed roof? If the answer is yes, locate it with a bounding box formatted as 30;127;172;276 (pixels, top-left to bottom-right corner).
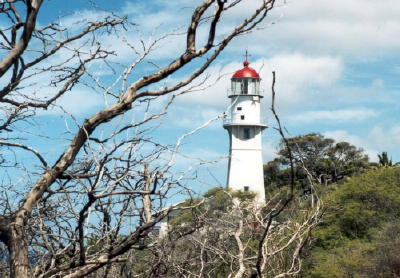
232;60;260;79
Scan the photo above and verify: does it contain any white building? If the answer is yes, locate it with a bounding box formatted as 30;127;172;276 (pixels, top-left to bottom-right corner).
223;60;267;202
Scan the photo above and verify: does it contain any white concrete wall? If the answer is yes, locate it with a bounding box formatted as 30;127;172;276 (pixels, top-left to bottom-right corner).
230;95;261;124
230;126;262;150
226;125;266;202
227;147;265;202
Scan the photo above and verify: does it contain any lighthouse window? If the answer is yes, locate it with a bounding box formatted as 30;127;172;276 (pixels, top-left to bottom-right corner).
243;128;250;139
237;107;242;111
232;80;241;95
240;115;245;120
244;186;249;192
255;80;260;94
249;80;258;94
242;79;248;94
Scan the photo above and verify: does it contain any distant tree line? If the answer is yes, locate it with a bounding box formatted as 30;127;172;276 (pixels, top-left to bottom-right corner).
264;133;370;192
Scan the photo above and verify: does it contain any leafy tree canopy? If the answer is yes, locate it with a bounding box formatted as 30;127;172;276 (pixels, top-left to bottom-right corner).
264;133;369;191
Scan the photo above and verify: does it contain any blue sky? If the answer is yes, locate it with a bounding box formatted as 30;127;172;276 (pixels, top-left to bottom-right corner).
2;0;400;197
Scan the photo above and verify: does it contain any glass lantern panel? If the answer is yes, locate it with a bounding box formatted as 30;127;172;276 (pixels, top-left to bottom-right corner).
248;80;260;95
255;80;260;94
231;80;241;95
248;80;255;94
232;79;260;95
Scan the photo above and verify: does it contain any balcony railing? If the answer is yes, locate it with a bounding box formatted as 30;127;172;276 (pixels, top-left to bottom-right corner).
226;88;264;97
222;117;268;128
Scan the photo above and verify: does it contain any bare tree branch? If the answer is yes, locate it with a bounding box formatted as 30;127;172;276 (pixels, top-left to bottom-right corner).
0;0;44;77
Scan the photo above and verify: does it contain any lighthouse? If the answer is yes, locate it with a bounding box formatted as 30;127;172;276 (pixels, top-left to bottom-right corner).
223;58;267;202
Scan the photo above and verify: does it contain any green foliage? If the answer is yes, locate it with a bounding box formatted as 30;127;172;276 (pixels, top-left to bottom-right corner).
302;167;400;277
308;241;374;278
203;186;256;210
327;168;400;238
264;133;369;192
306;221;400;278
367;220;400;277
264;158;294;189
378;151;393;167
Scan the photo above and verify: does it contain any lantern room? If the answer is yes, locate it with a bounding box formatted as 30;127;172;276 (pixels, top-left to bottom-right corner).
230;60;262;97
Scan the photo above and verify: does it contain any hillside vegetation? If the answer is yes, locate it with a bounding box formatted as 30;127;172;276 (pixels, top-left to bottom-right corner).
263;133;400;277
301;167;400;277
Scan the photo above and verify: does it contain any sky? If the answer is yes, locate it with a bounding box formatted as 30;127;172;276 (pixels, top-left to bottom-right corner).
2;0;400;197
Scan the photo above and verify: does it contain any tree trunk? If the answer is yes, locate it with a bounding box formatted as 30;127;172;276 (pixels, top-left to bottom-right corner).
8;224;29;278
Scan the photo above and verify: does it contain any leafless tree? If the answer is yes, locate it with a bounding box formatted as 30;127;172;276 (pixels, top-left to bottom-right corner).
0;0;283;277
127;188;321;278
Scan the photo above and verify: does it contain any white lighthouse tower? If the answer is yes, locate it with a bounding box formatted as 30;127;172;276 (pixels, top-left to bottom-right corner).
223;58;267;202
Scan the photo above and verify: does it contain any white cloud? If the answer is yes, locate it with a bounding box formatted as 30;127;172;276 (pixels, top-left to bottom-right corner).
165;105;223;129
371;79;385;89
368;125;400;151
266;54;343;87
323;125;400;162
323;130;368;150
260;54;343;108
175;62;238;109
262;141;278;162
323;130;379;161
38;89;104;116
290;108;377;123
242;0;400;58
58;10;112;30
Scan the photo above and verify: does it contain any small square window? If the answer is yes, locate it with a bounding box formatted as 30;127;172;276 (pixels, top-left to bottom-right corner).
240;115;245;120
237;107;242;111
244;186;249;192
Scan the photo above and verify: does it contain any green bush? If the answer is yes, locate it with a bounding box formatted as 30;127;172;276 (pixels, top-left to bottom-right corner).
303;167;400;277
